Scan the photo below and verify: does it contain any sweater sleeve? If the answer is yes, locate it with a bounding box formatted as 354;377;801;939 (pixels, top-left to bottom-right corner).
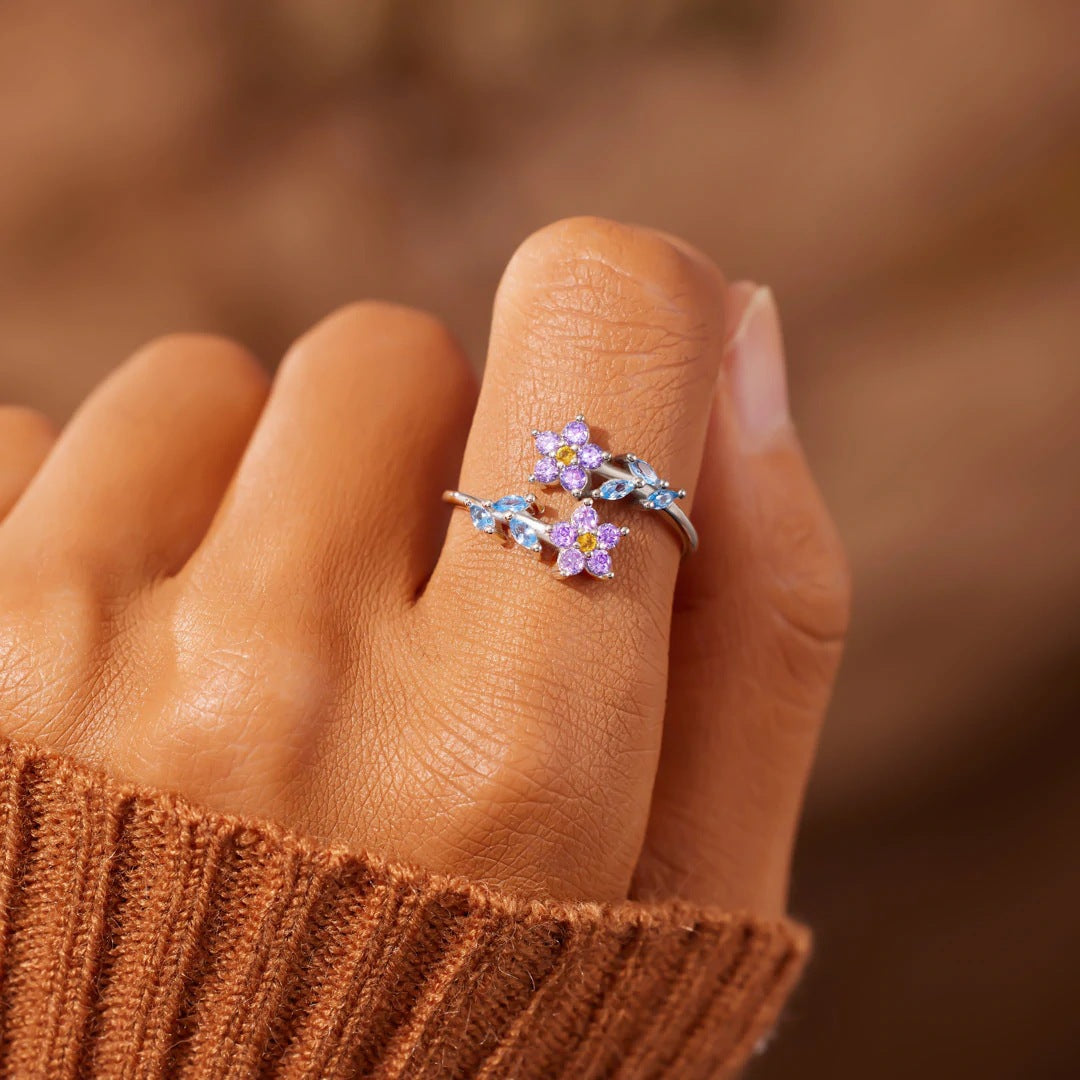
0;737;808;1079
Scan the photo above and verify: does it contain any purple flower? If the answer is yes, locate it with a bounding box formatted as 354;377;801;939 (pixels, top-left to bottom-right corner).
551;501;625;579
530;417;606;496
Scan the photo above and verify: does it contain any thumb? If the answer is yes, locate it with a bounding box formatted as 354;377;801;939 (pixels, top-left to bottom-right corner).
634;285;851;916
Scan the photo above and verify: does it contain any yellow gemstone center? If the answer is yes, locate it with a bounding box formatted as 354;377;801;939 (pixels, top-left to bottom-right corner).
577;532;598;554
555;445;577;466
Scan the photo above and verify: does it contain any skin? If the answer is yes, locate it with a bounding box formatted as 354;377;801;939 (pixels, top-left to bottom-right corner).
0;217;848;918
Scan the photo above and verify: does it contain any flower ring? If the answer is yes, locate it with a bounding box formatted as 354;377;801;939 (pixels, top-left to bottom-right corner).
529;416;608;496
548;501;626;579
527;415;698;553
442;492;628;581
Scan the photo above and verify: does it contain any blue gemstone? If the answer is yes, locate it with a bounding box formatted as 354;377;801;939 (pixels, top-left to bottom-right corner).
627;457;659;485
492;495;530;514
596;479;635;500
469;504;496;532
643;488;680;511
508;516;541;551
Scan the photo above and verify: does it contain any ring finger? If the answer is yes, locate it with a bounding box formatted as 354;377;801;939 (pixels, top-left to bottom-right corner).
421;216;729;898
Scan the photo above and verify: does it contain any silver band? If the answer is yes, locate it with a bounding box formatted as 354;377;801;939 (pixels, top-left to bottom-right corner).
443;491;627;580
443;490;553;547
590;456;698;554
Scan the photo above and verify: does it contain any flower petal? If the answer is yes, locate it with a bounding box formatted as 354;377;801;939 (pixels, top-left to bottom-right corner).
562;419;589;446
534;430;561;455
571;504;599;533
532;457;559;484
557;548;586;576
559;465;588;494
586;550;613;577
596;523;622;550
549;521;576;548
578;443;605;469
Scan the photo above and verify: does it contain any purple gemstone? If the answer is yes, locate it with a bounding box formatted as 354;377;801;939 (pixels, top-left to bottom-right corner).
549;521;576;548
578;443;605;469
571;504;599;533
557;548;586;576
586;550;613;577
596;523;622;550
533;456;559;484
562;419;589;446
559;465;587;494
535;430;561;455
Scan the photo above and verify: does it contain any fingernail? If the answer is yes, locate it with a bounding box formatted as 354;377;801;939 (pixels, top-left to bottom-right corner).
727;286;791;450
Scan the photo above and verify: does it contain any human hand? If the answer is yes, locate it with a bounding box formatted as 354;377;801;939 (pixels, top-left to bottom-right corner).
0;217;848;915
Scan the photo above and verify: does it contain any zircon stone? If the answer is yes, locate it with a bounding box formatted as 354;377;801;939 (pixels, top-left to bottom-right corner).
596;523;622;550
560;465;588;494
643;488;680;510
562;419;589;446
571;504;599;533
533;457;559;484
557;547;586;576
535;430;561;455
628;457;659;485
492;495;530;514
586;550;612;577
554;444;578;467
508;516;541;551
596;479;635;500
469;504;496;533
576;532;598;554
578;443;605;469
549;521;576;548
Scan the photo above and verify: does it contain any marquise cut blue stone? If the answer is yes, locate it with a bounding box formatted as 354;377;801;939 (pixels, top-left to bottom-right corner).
469;504;496;532
508;516;541;550
596;479;635;500
492;495;530;514
643;488;679;511
627;457;659;485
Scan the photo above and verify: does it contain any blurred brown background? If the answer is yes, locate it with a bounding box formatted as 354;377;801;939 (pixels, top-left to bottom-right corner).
1;2;1078;1076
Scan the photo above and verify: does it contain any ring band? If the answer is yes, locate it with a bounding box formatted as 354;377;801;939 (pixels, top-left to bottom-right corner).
443;491;627;580
589;455;697;554
528;416;698;554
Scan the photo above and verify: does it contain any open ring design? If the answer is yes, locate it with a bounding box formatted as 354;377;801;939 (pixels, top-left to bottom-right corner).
527;415;698;553
443;491;627;579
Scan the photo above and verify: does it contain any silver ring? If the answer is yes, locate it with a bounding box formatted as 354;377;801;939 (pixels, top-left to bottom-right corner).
443;492;627;580
527;415;698;554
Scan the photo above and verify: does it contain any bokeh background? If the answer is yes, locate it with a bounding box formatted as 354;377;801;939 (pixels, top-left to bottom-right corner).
1;2;1078;1076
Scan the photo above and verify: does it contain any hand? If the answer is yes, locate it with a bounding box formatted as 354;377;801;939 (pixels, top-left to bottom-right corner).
0;217;848;914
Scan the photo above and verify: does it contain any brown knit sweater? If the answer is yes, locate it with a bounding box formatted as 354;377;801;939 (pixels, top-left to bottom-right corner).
0;737;807;1078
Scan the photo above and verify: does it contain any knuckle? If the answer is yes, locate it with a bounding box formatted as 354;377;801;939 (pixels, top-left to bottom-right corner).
176;631;331;744
0;581;110;746
283;301;474;403
0;405;58;447
141;592;338;803
290;300;456;361
508;216;698;291
498;216;720;381
129;332;265;395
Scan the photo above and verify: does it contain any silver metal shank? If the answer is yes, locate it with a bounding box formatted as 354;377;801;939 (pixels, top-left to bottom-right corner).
590;459;698;554
442;491;624;580
442;490;552;546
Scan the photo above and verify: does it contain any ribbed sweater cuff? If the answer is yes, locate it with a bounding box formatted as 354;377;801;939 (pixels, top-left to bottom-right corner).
0;737;808;1078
